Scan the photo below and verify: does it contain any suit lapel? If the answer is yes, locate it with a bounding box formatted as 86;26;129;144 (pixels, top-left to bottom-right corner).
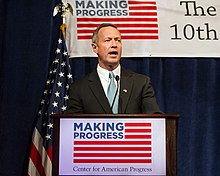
88;71;112;113
119;69;133;113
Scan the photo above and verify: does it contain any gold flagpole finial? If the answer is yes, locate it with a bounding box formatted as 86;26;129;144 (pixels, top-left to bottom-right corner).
53;2;73;39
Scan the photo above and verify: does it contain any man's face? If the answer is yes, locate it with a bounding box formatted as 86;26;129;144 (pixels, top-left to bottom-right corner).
92;26;122;70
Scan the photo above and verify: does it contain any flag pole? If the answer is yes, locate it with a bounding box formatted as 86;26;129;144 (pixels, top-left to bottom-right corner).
60;24;67;40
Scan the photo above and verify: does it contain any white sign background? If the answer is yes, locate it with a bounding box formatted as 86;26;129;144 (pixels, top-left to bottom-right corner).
64;0;220;57
59;118;166;176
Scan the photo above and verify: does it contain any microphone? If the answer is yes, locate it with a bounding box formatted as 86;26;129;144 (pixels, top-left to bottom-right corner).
110;75;120;112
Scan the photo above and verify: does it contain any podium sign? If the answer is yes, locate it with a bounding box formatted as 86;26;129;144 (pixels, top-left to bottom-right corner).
59;118;166;176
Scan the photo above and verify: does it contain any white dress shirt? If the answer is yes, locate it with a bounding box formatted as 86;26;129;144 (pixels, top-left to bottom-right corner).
97;64;121;97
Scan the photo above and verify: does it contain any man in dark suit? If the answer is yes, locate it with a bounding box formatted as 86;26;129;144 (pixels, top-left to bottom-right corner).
66;23;162;114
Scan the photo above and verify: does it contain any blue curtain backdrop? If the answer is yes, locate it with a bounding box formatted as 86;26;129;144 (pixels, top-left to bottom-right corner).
0;1;220;176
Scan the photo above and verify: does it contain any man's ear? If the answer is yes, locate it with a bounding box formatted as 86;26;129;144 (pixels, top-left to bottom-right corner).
92;43;98;54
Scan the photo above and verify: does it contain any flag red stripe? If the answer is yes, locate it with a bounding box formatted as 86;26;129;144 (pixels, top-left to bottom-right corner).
125;129;151;133
29;143;47;176
74;140;151;145
78;29;158;34
128;1;156;5
74;153;152;157
129;12;157;16
77;17;157;22
125;123;152;127
47;146;52;161
129;6;157;10
77;23;158;28
125;135;152;139
74;147;151;151
74;159;152;163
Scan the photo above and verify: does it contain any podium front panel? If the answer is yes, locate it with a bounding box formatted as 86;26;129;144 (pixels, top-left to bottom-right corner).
58;117;166;176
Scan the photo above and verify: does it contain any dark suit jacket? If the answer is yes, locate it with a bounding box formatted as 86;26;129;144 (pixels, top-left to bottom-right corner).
65;68;162;114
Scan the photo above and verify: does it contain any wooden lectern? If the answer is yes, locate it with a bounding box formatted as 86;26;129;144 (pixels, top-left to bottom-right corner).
51;114;179;176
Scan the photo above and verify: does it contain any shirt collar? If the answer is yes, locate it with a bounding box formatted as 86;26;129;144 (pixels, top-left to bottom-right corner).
97;64;121;80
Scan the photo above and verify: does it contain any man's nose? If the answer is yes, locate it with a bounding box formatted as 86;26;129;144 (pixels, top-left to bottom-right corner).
111;40;117;47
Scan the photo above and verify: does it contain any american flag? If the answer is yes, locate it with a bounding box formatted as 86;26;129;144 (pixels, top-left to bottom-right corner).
76;0;158;40
27;31;73;176
73;122;152;164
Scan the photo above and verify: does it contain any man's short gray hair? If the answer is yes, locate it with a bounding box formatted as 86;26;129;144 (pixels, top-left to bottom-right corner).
92;23;119;44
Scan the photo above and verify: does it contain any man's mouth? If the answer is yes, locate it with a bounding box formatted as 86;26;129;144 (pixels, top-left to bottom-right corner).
109;51;118;56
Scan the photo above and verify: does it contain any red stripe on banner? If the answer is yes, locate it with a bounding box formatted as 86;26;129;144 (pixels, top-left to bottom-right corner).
125;135;152;139
74;153;152;157
77;17;157;22
77;35;158;40
74;147;152;151
77;29;94;33
122;35;159;39
117;29;158;34
77;29;158;34
77;23;98;28
129;12;157;16
128;1;156;5
74;140;151;145
125;123;152;127
125;128;152;133
129;6;157;10
77;23;158;28
29;143;47;176
74;159;152;163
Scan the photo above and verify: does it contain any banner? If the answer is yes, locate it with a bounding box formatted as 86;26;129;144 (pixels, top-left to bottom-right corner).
65;0;220;57
59;118;166;176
